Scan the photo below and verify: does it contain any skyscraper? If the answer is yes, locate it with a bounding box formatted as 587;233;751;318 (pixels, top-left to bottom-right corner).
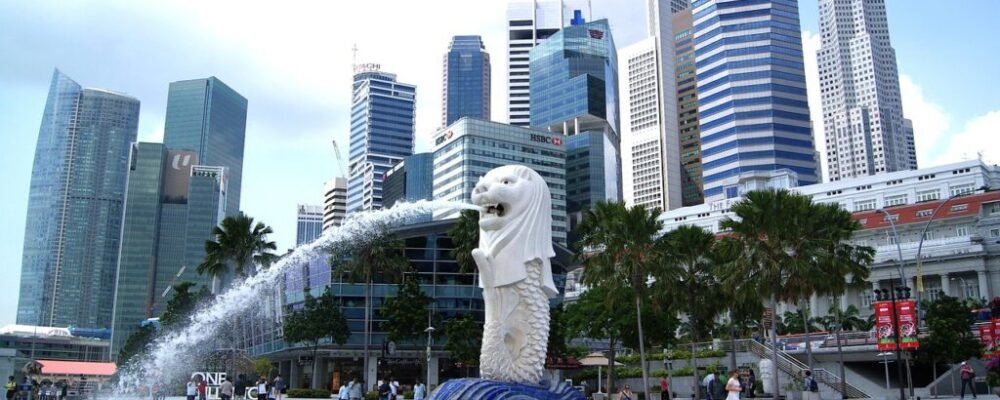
668;0;690;14
673;8;705;206
618;0;684;211
296;205;324;245
818;0;915;181
163;77;247;215
529;18;620;224
323;177;347;230
18;69;140;329
110;143;229;355
346;64;416;214
432;117;568;244
693;0;819;201
506;0;592;126
383;153;434;224
442;36;491;126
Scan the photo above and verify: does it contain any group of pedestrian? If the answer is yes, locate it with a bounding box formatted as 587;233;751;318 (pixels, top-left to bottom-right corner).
5;377;68;400
700;369;757;400
336;377;364;400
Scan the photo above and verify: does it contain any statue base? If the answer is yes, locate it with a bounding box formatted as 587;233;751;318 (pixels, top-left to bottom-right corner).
427;378;586;400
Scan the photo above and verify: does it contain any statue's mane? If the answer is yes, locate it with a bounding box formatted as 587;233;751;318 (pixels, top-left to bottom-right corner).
478;165;557;296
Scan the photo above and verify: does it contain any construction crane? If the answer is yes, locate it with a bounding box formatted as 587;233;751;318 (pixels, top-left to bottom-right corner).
332;139;347;177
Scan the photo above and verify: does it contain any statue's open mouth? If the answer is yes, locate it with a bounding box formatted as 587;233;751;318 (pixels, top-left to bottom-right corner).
482;203;506;217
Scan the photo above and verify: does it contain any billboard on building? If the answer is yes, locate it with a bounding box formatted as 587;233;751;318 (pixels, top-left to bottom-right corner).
163;150;198;203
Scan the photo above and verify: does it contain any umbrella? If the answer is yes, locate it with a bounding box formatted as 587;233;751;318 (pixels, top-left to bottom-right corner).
578;352;624;394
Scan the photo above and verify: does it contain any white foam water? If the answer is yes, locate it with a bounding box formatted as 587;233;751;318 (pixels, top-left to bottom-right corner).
114;200;481;396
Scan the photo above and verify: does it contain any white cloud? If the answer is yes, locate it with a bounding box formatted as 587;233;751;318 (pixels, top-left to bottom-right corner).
898;74;950;164
928;110;1000;166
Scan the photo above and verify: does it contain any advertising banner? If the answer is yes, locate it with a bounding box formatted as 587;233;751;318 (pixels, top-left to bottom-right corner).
875;301;896;351
980;324;994;358
896;300;919;349
992;318;1000;358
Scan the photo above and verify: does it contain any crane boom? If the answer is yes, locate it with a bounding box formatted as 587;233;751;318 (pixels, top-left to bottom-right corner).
332;139;347;177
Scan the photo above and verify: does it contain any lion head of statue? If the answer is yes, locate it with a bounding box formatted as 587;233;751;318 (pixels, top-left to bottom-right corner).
471;165;556;296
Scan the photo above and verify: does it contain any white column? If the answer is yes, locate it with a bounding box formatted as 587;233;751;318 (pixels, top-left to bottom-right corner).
366;355;379;391
289;361;301;390
940;274;951;297
979;271;990;300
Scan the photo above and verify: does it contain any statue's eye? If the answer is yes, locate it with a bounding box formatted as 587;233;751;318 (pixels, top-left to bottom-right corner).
502;179;510;185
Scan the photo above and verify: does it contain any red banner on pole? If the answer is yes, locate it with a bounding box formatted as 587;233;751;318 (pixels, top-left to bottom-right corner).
875;301;896;351
991;318;1000;358
980;324;994;358
896;300;919;349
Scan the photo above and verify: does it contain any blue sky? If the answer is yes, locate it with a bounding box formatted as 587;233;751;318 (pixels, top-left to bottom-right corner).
0;0;998;327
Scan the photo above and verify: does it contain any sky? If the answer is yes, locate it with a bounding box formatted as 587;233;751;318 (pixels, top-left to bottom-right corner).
0;0;998;327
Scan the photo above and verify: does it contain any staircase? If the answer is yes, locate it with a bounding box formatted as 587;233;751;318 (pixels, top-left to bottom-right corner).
744;340;871;398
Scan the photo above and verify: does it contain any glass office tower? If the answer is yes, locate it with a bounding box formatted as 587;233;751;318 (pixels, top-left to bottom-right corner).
296;205;325;246
18;69;140;329
693;0;818;201
110;143;228;356
529;18;620;226
442;36;491;126
346;65;417;214
163;77;247;215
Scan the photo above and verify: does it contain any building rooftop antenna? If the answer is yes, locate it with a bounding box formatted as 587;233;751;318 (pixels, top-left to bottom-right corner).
352;43;358;69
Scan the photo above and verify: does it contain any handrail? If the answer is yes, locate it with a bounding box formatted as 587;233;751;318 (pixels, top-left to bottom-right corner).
745;340;870;398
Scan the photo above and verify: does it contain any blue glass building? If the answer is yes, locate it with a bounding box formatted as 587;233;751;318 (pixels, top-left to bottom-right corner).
442;35;491;126
110;144;228;356
163;77;247;215
692;0;818;201
347;65;417;214
383;153;434;224
18;69;140;329
529;18;621;220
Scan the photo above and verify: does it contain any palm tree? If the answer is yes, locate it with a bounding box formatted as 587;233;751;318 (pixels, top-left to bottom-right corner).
197;213;279;293
330;224;409;385
448;210;479;274
660;224;723;400
575;201;667;395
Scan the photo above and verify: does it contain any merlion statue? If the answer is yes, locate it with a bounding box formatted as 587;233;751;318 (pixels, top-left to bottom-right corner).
426;165;582;400
471;165;557;384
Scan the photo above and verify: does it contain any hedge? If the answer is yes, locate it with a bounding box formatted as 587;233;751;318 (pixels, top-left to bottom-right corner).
286;389;331;398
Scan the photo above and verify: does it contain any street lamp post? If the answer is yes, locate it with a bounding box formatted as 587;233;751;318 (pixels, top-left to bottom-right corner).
424;325;434;388
877;352;892;393
951;277;970;299
874;208;910;400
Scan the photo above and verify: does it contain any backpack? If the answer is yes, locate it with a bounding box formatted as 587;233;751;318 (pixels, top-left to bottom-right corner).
808;377;819;392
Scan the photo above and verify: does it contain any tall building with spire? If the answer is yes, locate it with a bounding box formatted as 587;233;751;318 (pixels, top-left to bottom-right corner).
18;69;140;329
506;0;591;126
443;35;491;126
693;0;819;201
818;0;915;181
346;64;416;213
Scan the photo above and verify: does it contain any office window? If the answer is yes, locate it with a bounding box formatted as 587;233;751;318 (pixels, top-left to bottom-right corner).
916;190;940;202
855;199;876;212
956;226;970;237
885;194;907;207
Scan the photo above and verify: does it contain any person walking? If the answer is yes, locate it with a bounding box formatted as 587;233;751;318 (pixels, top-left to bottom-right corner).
960;361;976;399
618;384;635;400
272;375;285;400
196;377;208;400
702;372;717;400
348;378;363;400
660;376;670;400
413;380;426;400
377;379;390;400
745;369;756;398
725;371;741;400
338;382;349;400
803;371;819;400
256;378;269;400
5;376;15;400
185;378;197;400
388;378;398;400
220;377;234;400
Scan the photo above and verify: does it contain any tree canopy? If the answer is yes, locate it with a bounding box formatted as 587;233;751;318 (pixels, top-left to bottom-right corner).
382;276;433;343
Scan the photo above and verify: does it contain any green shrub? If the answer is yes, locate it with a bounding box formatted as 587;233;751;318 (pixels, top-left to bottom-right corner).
365;390;378;400
403;390;414;399
287;388;331;398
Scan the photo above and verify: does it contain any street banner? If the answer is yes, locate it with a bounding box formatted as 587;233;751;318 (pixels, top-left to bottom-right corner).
992;318;1000;358
980;324;994;358
896;300;919;349
875;301;896;351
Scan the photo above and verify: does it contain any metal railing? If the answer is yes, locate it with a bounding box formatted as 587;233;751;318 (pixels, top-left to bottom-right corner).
745;340;871;398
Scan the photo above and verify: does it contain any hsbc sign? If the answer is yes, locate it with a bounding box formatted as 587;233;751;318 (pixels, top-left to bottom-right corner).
530;134;562;146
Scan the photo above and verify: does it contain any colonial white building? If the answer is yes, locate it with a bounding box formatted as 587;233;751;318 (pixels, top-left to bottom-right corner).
655;160;1000;318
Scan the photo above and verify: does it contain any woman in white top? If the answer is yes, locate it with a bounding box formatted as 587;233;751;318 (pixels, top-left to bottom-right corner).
725;371;742;400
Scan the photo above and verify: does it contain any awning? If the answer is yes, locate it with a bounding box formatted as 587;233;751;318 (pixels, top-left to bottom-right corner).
28;360;116;376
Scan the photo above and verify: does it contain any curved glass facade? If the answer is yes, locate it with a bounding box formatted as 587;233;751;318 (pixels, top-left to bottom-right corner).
18;70;140;329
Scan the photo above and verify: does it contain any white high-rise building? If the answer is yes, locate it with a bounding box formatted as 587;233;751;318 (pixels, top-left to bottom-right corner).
323;177;347;231
818;0;915;181
506;0;591;126
618;0;682;211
